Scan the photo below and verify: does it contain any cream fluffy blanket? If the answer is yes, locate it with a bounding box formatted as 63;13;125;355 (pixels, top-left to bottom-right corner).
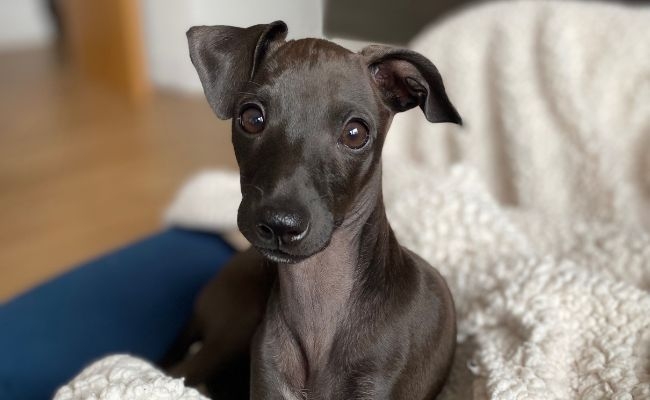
57;1;650;399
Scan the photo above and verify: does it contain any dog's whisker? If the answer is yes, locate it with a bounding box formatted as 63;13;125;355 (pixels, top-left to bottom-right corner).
241;183;264;196
308;194;330;204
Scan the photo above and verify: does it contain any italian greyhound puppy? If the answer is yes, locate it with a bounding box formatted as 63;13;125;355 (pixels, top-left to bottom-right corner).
162;20;461;399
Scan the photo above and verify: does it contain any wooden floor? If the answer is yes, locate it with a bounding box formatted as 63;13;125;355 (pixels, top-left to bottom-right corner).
0;48;236;302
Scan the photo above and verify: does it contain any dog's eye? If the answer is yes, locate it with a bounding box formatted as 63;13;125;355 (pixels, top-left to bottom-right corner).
339;120;369;150
239;106;265;134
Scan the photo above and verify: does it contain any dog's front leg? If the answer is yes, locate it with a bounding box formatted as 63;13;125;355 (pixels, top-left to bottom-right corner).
250;351;297;400
249;313;310;400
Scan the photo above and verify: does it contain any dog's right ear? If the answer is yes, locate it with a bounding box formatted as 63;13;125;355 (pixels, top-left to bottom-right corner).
187;21;288;120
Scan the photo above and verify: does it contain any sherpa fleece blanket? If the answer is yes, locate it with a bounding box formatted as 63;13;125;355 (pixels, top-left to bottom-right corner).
56;1;650;399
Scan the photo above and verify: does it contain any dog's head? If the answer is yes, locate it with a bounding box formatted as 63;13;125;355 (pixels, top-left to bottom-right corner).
188;21;461;263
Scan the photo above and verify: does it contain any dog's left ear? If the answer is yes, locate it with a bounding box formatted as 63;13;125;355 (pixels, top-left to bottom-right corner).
360;45;462;125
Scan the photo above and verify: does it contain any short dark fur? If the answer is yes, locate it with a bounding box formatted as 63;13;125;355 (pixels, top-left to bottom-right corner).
162;21;460;399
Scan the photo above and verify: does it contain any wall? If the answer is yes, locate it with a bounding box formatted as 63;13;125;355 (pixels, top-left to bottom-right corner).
140;0;324;93
0;0;53;51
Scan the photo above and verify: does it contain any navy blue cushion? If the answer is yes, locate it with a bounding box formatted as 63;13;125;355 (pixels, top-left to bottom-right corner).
0;228;235;400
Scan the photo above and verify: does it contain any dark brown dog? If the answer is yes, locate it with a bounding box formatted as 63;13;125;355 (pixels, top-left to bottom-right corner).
162;20;461;399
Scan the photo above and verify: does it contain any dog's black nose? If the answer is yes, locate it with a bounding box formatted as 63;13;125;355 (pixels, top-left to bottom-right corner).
255;207;309;245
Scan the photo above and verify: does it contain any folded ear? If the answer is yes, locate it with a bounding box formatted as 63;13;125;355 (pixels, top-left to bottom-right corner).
187;21;288;119
360;45;462;125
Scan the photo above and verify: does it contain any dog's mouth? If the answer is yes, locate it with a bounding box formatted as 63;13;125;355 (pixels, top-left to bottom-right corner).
255;246;309;264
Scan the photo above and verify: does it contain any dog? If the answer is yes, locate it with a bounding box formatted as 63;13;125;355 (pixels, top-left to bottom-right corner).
162;20;461;399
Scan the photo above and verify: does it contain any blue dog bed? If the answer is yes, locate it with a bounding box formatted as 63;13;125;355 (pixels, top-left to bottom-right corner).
0;228;235;400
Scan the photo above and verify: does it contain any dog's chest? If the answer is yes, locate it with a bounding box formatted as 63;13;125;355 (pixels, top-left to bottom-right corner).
274;240;357;367
259;314;333;396
255;232;386;398
262;324;377;400
266;284;349;382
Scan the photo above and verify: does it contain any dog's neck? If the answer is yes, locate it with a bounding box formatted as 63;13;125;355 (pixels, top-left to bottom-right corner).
275;168;400;367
